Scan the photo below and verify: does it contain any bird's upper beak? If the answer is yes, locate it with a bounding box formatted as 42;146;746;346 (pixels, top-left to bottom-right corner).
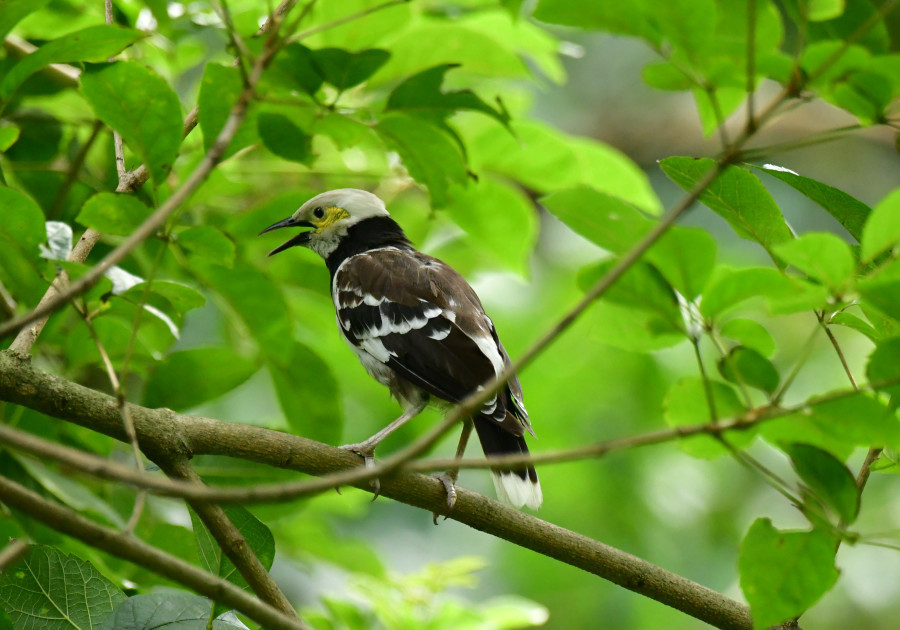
259;215;315;256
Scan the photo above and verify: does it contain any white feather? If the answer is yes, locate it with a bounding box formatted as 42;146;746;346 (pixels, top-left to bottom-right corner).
491;472;542;510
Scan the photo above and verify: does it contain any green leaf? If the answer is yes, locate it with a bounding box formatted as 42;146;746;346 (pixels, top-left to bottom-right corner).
866;337;900;402
663;377;749;458
312;48;390;91
700;267;783;318
717;346;779;394
121;280;206;316
0;185;45;265
16;456;124;528
0;544;125;630
641;61;695;91
267;43;323;96
541;186;652;253
444;178;537;274
189;505;274;614
829;312;879;343
804;0;889;55
660;158;794;261
375;114;468;207
578;259;683;333
198;63;259;160
386;64;509;128
1;25;144;100
739;519;839;629
772;232;855;292
471;120;661;214
533;0;658;42
0;0;53;41
588;301;686;352
720;319;776;357
143;347;259;410
269;340;343;444
257;112;312;165
81;62;182;187
783;443;860;523
807;0;845;21
763;392;900;457
0;125;21;151
861;187;900;262
75;192;152;236
646;225;717;300
197;262;293;364
752;164;870;242
100;592;249;629
177;226;235;268
858;258;900;321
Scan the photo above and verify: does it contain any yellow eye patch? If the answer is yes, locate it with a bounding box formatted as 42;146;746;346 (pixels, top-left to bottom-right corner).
313;206;350;231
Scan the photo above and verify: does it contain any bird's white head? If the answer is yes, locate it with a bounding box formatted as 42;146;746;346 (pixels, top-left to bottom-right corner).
260;188;390;259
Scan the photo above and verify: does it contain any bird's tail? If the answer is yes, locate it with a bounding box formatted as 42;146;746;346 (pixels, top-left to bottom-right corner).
473;416;542;509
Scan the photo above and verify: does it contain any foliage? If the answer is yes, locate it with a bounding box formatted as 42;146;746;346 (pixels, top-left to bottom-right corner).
1;0;900;629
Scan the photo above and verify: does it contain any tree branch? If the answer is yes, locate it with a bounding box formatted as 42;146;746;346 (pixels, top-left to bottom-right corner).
0;350;756;630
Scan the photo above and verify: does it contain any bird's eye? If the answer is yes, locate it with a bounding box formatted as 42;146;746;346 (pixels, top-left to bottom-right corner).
313;207;325;219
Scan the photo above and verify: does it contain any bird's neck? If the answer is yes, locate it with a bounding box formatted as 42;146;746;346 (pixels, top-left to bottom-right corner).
325;216;412;276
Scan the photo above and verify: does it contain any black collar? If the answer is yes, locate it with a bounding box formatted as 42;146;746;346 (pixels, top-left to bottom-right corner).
325;216;412;276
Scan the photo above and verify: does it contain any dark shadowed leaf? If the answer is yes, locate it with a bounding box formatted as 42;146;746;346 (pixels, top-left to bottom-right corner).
269;340;343;444
267;43;323;96
717;346;779;394
753;164;870;241
143;347;259;410
661;158;794;262
81;62;182;187
783;443;860;523
312;48;390;91
76;192;152;235
1;26;144;100
386;64;509;128
0;545;125;630
257;112;313;165
740;519;838;629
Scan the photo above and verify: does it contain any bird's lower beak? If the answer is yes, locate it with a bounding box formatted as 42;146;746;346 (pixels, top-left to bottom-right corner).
259;216;315;256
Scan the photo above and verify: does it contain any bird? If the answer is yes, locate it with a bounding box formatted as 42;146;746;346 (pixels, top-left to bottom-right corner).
260;188;541;510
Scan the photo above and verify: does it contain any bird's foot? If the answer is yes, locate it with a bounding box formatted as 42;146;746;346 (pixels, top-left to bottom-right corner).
432;470;459;524
339;443;380;500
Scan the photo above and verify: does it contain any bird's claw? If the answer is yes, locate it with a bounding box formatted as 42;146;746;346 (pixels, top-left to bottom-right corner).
339;443;381;500
432;471;458;524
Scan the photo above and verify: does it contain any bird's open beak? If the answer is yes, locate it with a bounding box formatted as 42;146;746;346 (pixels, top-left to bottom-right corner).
259;216;315;257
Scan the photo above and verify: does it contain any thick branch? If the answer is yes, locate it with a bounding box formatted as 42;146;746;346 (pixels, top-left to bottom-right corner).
0;350;754;630
0;475;308;630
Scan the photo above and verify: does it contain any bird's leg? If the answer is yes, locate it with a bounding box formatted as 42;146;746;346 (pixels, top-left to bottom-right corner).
434;418;473;522
340;399;427;498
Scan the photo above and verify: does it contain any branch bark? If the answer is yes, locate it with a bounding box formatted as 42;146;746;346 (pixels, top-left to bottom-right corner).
0;350;754;630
